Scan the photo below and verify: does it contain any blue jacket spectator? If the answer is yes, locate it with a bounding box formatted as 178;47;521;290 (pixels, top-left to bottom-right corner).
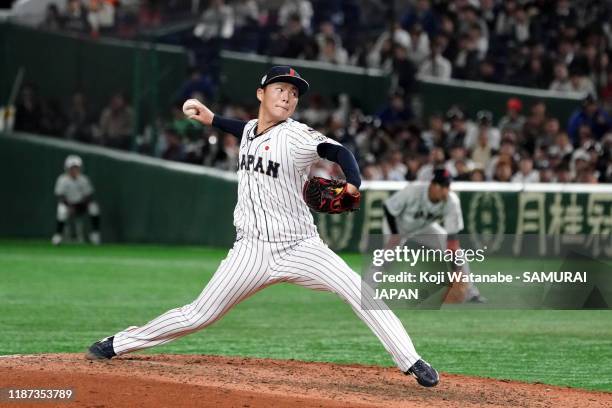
177;69;216;104
567;95;612;144
376;93;413;129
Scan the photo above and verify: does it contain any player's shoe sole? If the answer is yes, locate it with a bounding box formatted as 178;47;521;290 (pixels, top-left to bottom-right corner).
405;359;439;387
85;336;116;360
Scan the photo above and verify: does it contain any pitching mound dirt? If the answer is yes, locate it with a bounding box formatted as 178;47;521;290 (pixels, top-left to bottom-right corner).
1;354;610;407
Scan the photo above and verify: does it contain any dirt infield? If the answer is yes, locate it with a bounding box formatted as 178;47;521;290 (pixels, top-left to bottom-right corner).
1;354;610;408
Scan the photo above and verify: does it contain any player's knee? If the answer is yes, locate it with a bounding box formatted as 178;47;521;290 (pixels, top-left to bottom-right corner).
88;201;100;216
182;304;221;329
57;203;69;221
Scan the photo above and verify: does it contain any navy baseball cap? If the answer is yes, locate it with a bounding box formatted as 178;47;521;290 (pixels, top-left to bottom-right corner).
432;168;452;186
260;66;309;96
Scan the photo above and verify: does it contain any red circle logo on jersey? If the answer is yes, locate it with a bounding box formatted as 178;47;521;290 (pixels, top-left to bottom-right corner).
265;146;269;151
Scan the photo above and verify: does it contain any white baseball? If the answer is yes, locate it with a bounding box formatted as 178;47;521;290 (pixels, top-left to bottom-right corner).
182;99;200;117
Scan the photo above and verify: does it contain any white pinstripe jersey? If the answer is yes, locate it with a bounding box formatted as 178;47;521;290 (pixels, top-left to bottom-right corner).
385;184;464;235
234;118;341;242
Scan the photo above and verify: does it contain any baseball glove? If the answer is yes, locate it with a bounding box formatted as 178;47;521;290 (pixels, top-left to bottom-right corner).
302;177;361;214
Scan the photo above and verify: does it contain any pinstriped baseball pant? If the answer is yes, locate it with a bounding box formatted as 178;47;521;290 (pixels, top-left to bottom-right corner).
112;236;420;372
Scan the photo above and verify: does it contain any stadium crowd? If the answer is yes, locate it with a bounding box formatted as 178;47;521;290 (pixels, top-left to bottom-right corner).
9;0;612;183
37;0;612;95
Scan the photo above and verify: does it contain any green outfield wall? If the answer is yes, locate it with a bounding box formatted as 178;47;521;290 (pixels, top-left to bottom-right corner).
2;133;611;257
0;133;237;246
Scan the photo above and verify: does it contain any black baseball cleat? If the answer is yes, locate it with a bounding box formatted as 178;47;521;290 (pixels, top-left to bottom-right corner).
467;295;488;304
85;336;116;360
405;359;439;387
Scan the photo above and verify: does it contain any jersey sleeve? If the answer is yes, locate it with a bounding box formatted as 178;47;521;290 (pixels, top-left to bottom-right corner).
384;186;414;217
443;192;464;235
54;175;66;197
81;175;94;197
288;123;341;173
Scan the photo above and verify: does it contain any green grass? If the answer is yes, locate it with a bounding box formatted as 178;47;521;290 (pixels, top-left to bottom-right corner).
1;240;611;391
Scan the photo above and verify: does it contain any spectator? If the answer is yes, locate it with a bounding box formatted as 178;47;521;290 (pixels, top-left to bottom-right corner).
98;92;134;150
498;97;526;132
495;0;518;39
467;23;488;59
539;167;555;183
405;23;430;66
385;151;408;181
161;127;186;162
317;36;349;65
418;37;452;79
417;146;446;181
479;0;496;32
87;0;115;37
299;94;329;127
465;110;500;151
391;45;418;94
445;107;475;150
520;57;548;89
555;163;573;182
470;167;486;181
555;37;577;67
315;20;342;52
511;156;540;183
548;131;574;159
567;94;612;143
477;59;498;83
536;117;561;151
194;0;234;41
278;14;315;59
212;132;239;170
470;126;493;169
367;22;410;69
454;159;472;181
405;155;421;181
549;62;573;92
599;133;612;182
568;66;596;94
232;0;259;30
14;84;43;134
487;138;518;180
40;97;67;137
522;101;548;151
512;5;531;44
421;113;448;149
63;0;90;33
452;33;480;80
63;95;94;143
278;0;313;32
601;67;612;111
40;4;64;30
376;92;412;130
446;145;474;178
458;5;488;47
362;163;383;181
138;0;161;27
400;0;438;37
493;161;514;182
176;68;215;104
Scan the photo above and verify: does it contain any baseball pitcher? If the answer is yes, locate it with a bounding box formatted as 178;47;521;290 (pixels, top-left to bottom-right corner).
85;66;439;387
